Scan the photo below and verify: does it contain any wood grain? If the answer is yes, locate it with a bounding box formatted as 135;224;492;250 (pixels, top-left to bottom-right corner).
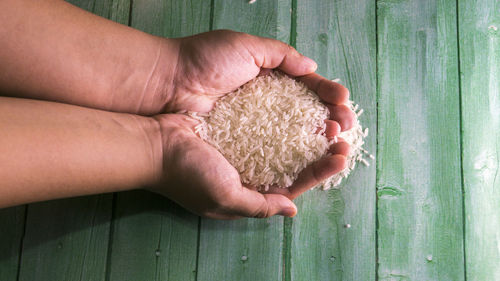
6;1;499;279
198;218;285;281
196;1;291;281
18;196;112;281
211;0;291;42
129;0;210;37
107;192;199;281
458;0;500;279
376;0;464;279
15;2;128;281
291;1;377;280
105;1;210;280
0;206;25;281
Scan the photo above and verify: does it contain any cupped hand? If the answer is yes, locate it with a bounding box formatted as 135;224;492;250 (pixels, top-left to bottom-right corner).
148;30;357;219
163;30;355;131
149;114;350;220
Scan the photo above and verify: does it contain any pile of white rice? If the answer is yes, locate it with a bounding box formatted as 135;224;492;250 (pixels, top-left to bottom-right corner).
191;71;371;190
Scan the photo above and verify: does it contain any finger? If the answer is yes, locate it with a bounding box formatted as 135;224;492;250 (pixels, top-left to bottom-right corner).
328;104;355;131
329;141;350;156
243;183;260;191
261;185;293;196
262;152;348;197
247;35;317;76
297;73;350;105
336;136;346;142
325;120;341;139
229;187;298;218
287;154;346;200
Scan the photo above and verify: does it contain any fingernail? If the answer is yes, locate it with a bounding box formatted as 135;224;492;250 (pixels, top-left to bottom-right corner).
279;207;297;217
302;56;317;73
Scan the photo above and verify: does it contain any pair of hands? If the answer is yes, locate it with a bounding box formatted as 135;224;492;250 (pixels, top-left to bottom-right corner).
0;1;353;218
147;30;354;219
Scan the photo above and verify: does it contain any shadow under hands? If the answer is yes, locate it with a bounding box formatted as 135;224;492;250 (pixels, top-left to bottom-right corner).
0;189;197;267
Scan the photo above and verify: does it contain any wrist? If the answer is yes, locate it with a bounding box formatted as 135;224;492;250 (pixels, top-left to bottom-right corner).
134;37;181;115
147;114;199;190
133;115;165;188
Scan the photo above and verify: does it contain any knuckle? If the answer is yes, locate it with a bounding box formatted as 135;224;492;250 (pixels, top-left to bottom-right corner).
251;200;270;218
285;43;297;55
214;188;237;210
311;161;324;184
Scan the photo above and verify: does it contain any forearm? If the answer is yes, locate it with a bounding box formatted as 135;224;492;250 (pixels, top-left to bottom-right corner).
0;0;178;115
0;97;162;208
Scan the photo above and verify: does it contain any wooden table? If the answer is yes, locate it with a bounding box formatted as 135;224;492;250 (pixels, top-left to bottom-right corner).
1;0;498;280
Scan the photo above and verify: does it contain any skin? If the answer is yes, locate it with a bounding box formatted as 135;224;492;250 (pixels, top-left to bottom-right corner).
0;0;355;219
0;97;162;208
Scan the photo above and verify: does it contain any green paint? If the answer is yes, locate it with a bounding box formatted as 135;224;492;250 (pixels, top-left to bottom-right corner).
293;0;377;280
18;196;112;281
376;0;464;280
198;217;284;281
212;0;291;42
0;206;25;281
377;186;404;198
459;0;500;279
15;2;127;281
106;1;210;280
129;0;210;37
196;1;290;281
4;1;499;280
107;192;198;281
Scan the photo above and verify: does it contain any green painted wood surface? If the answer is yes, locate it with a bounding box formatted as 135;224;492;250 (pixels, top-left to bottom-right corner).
18;196;112;281
291;1;377;280
128;0;211;38
106;1;209;280
376;0;464;280
107;192;199;281
196;1;290;281
14;2;128;281
0;206;25;281
3;1;500;280
458;0;500;279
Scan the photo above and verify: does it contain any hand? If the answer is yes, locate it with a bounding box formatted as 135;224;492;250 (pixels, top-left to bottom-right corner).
148;114;350;220
162;30;355;130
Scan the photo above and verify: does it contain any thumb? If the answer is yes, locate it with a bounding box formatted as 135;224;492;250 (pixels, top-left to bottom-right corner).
230;187;298;218
246;35;317;76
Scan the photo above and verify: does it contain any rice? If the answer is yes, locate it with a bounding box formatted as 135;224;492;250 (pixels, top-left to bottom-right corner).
190;71;370;191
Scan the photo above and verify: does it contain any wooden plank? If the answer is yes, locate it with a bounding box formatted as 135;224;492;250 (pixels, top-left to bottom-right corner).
0;206;25;281
198;218;284;281
211;0;291;42
107;191;199;281
376;0;464;280
16;2;129;281
196;1;291;281
458;0;500;279
292;0;377;280
106;1;209;280
129;0;211;37
18;196;112;281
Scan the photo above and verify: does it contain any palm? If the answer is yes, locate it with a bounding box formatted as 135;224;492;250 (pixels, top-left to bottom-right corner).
169;31;262;113
168;31;354;131
152;114;245;218
151;113;349;219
